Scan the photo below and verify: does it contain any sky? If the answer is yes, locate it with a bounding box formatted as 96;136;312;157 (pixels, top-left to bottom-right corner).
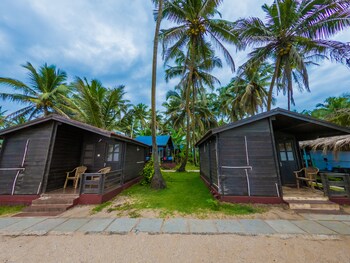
0;0;349;116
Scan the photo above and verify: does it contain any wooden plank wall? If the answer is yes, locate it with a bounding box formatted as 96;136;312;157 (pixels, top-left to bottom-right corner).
199;143;210;181
45;124;83;191
123;143;146;182
218;119;279;197
199;137;218;190
0;122;54;194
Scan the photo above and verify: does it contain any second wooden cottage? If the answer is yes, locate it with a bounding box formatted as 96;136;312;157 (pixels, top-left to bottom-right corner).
196;108;350;204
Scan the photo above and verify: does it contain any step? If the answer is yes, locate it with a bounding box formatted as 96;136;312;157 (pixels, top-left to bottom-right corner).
283;196;329;201
293;209;348;215
23;204;74;213
12;212;62;217
32;196;76;205
287;200;340;211
41;194;79;199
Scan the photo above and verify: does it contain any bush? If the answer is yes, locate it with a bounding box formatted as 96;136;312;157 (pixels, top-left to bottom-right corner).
140;160;154;185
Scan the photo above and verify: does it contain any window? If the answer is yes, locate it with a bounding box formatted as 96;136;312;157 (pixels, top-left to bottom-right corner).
279;142;295;161
107;144;120;162
83;144;94;165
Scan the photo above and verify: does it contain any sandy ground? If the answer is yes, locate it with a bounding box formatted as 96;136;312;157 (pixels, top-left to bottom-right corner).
0;234;349;263
58;195;307;220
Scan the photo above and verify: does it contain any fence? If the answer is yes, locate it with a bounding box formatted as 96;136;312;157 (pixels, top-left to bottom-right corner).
80;169;123;195
320;172;350;199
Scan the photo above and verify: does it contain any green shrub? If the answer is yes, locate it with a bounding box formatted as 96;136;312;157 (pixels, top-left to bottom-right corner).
140;160;154;185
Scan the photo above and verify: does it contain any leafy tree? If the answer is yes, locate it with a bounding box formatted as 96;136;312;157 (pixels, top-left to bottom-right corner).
236;0;350;110
161;0;237;171
0;62;69;120
229;62;273;116
310;94;350;127
68;77;129;130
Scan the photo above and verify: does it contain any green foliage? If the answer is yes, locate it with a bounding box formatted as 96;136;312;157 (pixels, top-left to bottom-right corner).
0;62;69;120
0;205;24;216
91;201;113;214
236;0;350;110
140;160;155;185
120;172;261;217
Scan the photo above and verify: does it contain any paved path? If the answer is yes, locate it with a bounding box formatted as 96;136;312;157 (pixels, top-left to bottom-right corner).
1;214;350;236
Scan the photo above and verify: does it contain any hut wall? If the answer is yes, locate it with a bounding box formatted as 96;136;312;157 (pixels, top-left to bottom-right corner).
218;119;279;196
0;122;54;194
123;143;146;182
45;124;84;192
199;137;218;190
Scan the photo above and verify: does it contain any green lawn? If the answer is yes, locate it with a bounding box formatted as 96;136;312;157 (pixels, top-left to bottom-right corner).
94;172;262;218
0;205;24;217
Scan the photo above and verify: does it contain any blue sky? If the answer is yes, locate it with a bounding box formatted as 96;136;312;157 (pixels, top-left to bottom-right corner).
0;0;349;115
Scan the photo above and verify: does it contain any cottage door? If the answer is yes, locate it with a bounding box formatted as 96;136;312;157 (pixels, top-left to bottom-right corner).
105;143;121;170
277;140;298;185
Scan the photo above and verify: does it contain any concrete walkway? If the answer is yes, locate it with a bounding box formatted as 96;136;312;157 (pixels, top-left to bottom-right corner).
0;214;350;236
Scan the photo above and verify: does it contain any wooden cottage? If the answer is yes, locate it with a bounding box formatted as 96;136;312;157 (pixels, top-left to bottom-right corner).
0;115;148;205
196;108;350;204
135;135;175;162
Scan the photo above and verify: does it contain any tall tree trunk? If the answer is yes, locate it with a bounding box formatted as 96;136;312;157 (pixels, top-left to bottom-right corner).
150;0;166;189
286;59;292;111
178;41;196;172
267;56;281;111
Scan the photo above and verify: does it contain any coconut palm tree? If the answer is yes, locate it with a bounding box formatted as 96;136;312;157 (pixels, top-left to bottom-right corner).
128;103;151;137
165;48;221;165
0;107;7;128
150;0;166;189
68;77;129;130
161;0;237;171
235;0;350;110
0;62;69;120
163;88;217;141
230;62;274;116
312;94;350;126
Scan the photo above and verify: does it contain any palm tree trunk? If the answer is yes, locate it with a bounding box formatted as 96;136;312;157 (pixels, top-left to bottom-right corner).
178;41;195;172
150;0;166;189
267;56;281;111
44;106;49;116
286;59;292;111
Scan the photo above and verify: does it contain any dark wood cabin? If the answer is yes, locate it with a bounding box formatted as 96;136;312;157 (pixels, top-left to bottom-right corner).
135;135;175;162
0;115;148;204
196;108;350;204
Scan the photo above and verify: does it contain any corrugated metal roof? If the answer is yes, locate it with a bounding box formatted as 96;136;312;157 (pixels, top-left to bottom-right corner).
135;135;172;147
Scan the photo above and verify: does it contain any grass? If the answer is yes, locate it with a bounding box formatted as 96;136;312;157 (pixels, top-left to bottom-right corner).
91;201;113;214
0;205;24;216
96;172;262;218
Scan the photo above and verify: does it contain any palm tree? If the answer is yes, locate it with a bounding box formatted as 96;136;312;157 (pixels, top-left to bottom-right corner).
129;103;151;137
236;0;350;110
312;94;350;126
165;48;221;165
150;0;166;189
230;62;273;116
0;107;7;128
163;88;217;142
161;0;237;171
68;77;129;130
0;62;69;120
